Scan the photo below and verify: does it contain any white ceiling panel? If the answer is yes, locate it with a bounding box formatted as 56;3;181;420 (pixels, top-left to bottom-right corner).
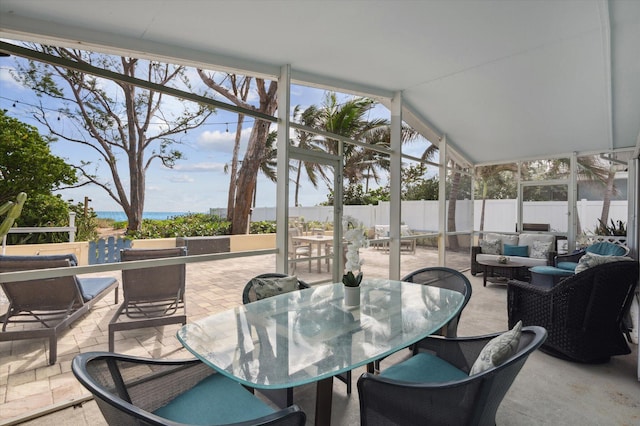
1;0;638;164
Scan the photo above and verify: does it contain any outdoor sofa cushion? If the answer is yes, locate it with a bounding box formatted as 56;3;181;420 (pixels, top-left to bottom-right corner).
476;232;555;268
504;244;528;257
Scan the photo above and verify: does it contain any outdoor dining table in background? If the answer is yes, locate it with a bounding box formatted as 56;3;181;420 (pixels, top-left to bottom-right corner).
291;234;334;272
177;278;465;426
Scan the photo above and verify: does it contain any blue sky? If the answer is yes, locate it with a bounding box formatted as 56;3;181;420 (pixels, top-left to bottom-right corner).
1;47;430;214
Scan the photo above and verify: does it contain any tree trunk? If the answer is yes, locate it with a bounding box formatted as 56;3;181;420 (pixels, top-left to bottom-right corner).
479;181;487;235
294;159;302;207
447;167;461;250
232;119;274;234
227;114;245;221
599;169;616;226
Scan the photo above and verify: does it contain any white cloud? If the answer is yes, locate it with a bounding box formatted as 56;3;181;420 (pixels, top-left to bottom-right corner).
169;174;195;183
173;162;226;172
0;66;24;90
196;127;251;154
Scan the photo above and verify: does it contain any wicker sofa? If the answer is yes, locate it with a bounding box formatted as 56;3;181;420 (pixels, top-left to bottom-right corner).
471;232;557;277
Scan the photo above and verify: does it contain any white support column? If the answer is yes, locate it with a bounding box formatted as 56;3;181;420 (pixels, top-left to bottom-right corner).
276;65;291;273
389;92;402;280
438;135;447;265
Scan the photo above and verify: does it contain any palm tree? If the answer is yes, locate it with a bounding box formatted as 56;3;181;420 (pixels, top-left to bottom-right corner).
291;105;328;206
317;93;389;186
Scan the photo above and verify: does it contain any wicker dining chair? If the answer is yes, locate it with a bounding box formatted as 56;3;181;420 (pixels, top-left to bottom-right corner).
374;267;472;371
72;352;306;426
359;326;547;426
242;273;353;404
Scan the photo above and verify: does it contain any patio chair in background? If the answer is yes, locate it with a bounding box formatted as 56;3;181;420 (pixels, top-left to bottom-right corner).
358;326;547;426
374;266;472;371
508;260;638;363
72;352;306;426
109;247;187;352
288;227;311;273
554;241;630;272
0;254;118;365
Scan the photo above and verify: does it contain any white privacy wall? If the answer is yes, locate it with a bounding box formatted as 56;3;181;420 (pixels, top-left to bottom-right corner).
249;199;628;234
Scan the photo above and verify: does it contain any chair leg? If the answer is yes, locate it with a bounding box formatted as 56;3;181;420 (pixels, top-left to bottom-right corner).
49;335;57;365
109;327;115;352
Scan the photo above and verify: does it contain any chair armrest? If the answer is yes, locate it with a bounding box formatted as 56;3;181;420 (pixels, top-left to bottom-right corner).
507;279;554;329
554;250;585;266
546;250;557;265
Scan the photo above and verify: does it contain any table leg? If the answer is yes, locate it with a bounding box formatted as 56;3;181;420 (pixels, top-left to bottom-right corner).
483;265;490;287
316;242;322;273
315;376;333;426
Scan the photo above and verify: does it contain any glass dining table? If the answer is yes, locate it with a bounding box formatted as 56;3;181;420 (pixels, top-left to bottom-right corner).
177;278;465;426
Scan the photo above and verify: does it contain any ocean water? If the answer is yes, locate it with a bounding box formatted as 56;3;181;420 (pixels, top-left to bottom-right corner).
96;211;192;221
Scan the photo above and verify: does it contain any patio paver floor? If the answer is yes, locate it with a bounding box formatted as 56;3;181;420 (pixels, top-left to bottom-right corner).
1;246;638;425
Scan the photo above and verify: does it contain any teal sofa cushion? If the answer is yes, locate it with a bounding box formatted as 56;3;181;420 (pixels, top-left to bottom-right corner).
380;352;468;383
504;244;528;257
153;373;274;425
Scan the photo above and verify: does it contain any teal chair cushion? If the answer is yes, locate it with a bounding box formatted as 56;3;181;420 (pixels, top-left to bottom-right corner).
556;262;578;272
586;242;627;256
153;373;274;425
530;266;574;276
380;352;468;383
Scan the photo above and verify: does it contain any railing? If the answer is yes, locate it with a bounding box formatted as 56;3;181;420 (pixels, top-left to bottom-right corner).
2;213;76;255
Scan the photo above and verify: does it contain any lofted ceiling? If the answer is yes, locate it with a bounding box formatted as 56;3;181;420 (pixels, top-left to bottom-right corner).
1;0;638;165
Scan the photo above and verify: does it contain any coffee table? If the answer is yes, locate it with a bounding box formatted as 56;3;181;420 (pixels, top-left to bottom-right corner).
476;258;527;287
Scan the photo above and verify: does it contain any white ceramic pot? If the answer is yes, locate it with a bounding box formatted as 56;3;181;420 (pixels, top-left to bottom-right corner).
344;285;360;306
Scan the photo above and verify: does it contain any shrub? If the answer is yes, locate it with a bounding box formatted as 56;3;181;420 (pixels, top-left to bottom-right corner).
127;213;231;239
250;220;276;234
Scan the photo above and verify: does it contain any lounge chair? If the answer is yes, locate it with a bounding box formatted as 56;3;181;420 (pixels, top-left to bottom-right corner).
108;247;187;352
0;254;118;365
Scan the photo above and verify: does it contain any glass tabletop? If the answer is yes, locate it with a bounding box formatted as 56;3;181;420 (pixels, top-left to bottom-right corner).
177;278;464;389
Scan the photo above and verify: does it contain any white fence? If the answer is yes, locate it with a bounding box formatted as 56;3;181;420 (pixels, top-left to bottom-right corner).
250;199;628;234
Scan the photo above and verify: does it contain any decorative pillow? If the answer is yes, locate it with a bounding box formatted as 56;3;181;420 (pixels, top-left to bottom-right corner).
574;253;633;274
470;320;522;375
252;275;299;300
530;240;553;259
480;239;501;255
503;244;528;257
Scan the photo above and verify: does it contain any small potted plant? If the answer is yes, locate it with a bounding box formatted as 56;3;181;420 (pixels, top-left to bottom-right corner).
342;270;362;306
